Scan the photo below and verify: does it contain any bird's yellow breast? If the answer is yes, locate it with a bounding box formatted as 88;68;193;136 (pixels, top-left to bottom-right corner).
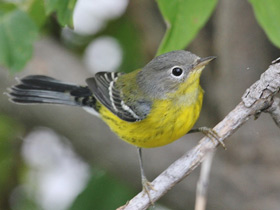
99;72;204;148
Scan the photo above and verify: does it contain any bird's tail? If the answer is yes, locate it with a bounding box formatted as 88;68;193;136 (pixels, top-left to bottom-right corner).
8;75;96;108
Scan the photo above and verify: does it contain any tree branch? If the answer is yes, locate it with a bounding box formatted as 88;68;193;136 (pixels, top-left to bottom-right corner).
118;59;280;210
195;150;215;210
265;97;280;128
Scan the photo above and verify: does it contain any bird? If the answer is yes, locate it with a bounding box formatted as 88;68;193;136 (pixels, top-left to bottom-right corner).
7;50;222;203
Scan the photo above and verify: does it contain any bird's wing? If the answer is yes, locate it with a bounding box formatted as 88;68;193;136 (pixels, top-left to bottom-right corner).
86;72;150;122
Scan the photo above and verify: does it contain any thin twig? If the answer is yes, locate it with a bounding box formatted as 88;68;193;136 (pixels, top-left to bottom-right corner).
118;59;280;210
195;150;215;210
265;97;280;128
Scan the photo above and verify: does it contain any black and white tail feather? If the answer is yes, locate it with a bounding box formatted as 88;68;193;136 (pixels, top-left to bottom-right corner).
7;73;150;122
8;75;98;111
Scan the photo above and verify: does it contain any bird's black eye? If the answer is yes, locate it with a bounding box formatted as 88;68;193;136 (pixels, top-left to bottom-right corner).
172;67;183;77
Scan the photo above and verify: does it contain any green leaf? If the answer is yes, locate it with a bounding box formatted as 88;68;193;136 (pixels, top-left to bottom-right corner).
69;169;133;210
0;5;38;71
26;0;47;28
0;114;23;194
45;0;77;27
249;0;280;48
156;0;218;55
0;3;16;15
44;0;58;14
0;114;22;150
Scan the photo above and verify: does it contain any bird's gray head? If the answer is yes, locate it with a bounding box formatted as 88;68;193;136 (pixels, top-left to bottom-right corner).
137;50;215;99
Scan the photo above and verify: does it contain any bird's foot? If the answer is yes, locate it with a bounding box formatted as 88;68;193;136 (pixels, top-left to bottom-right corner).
197;127;226;150
142;178;155;205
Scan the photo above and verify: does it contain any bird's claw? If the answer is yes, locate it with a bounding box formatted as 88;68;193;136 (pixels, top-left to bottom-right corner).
198;127;226;150
142;178;155;205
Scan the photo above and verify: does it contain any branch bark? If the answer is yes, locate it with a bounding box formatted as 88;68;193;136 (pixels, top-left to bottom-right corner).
265;97;280;128
118;59;280;210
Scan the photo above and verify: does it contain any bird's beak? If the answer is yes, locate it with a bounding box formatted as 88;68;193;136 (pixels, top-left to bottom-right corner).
193;56;216;70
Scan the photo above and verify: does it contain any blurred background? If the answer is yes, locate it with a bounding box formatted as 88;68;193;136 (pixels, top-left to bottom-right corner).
0;0;280;209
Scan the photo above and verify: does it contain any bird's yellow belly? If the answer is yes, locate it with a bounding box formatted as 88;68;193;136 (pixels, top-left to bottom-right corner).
99;91;203;148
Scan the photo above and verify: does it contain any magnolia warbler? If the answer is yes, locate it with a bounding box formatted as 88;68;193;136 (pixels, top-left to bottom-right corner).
7;50;221;202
